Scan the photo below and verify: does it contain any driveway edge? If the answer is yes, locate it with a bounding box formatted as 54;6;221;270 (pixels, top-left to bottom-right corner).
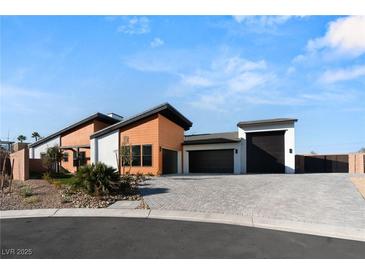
1;208;364;242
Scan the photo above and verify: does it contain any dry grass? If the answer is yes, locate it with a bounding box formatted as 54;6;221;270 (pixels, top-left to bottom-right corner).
351;177;365;199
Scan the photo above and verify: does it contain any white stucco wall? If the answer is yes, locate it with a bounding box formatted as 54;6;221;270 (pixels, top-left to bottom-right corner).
31;136;61;159
238;122;296;174
91;130;119;169
183;143;242;174
177;151;182;174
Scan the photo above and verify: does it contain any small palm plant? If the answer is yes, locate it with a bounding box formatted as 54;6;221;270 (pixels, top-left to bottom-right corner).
75;163;120;195
17;135;27;143
31;131;41;142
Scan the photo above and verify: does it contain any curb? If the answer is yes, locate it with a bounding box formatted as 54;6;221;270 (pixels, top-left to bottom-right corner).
1;208;365;242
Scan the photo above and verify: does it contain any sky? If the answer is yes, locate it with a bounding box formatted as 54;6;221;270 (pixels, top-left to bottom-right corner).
1;16;364;153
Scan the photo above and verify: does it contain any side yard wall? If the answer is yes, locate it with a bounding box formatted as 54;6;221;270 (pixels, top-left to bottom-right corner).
29;159;47;174
10;148;29;181
349;153;365;174
296;153;365;174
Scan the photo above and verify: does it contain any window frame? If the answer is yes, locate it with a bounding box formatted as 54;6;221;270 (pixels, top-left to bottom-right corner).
131;145;141;166
142;144;152;167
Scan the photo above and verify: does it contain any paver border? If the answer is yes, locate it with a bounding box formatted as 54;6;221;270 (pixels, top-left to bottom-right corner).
1;208;365;242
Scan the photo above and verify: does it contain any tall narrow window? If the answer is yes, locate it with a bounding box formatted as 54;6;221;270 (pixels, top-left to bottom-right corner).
142;145;152;166
63;152;69;162
131;145;141;166
79;151;86;166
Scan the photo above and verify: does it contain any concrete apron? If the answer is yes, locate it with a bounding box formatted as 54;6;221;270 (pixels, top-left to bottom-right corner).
1;208;365;242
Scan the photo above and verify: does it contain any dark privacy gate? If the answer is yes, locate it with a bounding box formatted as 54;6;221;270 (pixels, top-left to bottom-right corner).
295;154;349;173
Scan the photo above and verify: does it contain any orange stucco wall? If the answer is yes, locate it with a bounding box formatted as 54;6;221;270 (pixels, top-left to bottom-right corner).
118;114;185;175
94;120;112;132
60;119;114;173
158;114;184;173
119;114;160;175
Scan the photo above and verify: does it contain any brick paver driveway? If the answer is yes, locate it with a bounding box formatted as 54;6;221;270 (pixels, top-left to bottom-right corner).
140;174;365;229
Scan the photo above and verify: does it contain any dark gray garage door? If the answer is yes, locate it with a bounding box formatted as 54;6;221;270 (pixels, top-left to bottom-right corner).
247;131;285;173
162;149;178;174
189;149;234;173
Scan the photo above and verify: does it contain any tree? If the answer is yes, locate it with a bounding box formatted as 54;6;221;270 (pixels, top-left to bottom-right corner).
42;146;63;173
119;136;132;175
31;132;41;142
358;147;365;153
17;135;27;143
310;151;317;155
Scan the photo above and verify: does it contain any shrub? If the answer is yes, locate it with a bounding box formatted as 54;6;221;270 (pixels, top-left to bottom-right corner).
134;172;146;183
24;196;40;204
42;146;63;173
75;163;120;195
20;186;33;197
121;174;134;184
42;172;54;183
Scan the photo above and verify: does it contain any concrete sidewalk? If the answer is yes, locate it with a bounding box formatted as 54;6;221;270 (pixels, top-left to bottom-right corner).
1;208;365;242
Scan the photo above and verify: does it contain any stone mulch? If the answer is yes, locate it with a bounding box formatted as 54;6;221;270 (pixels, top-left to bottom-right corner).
0;179;140;210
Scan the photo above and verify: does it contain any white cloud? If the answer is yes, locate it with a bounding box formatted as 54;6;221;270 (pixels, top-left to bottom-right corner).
320;65;365;83
179;56;269;93
117;17;150;34
233;16;292;27
1;84;48;98
150;37;164;48
307;16;365;57
175;56;273;110
181;75;213;87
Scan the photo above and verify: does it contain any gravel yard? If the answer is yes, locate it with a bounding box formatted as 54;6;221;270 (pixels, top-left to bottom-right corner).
0;179;140;210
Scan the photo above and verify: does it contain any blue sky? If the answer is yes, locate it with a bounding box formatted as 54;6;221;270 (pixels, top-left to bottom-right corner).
1;16;364;153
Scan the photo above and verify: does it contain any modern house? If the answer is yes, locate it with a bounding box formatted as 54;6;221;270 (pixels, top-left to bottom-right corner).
29;103;297;175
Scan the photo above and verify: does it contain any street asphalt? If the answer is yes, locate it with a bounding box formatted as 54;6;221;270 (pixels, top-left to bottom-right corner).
1;217;365;259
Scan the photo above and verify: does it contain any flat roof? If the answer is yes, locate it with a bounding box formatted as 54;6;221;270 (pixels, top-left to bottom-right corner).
91;103;193;139
237;118;298;128
29;113;120;148
183;131;240;145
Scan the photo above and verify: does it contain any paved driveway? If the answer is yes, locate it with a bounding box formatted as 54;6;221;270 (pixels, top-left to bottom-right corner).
140;174;365;229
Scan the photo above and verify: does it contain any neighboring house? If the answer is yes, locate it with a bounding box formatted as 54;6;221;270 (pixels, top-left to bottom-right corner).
29;113;122;173
29;102;297;175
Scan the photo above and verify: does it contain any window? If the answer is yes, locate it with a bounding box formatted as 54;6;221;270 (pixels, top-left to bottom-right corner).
142;145;152;166
73;152;78;167
40;153;46;159
73;151;86;167
131;145;141;166
63;152;69;162
79;152;87;166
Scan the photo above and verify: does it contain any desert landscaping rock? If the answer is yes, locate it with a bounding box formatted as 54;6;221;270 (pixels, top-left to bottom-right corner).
0;179;140;210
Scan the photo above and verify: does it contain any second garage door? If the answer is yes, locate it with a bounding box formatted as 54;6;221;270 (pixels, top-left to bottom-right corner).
246;131;285;173
189;149;234;173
